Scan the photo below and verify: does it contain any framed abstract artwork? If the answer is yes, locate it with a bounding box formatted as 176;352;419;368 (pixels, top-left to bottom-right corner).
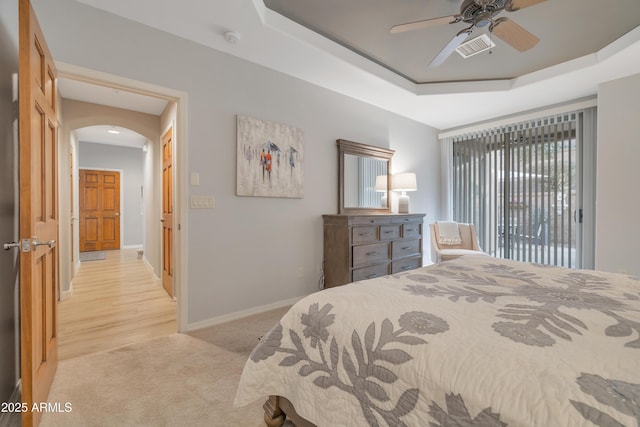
236;115;304;198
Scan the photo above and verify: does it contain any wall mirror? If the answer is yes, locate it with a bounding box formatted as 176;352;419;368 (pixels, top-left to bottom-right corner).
337;139;394;214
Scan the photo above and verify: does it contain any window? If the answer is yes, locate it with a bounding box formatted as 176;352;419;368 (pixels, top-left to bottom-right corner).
448;109;596;268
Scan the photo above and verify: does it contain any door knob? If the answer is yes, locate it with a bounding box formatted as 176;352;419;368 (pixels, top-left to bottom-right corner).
3;242;19;250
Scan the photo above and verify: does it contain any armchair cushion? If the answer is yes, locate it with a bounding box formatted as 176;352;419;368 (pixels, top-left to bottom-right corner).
438;249;489;262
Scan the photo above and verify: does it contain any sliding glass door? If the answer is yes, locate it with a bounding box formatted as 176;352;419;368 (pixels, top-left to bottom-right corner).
451;111;591;268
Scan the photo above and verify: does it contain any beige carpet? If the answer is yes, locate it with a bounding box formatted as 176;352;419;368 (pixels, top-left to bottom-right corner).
41;307;292;427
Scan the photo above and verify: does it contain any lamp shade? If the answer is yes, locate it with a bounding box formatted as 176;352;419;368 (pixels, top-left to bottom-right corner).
374;175;388;192
392;172;417;192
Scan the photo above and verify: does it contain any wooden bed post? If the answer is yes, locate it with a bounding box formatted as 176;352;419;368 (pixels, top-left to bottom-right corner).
263;396;285;427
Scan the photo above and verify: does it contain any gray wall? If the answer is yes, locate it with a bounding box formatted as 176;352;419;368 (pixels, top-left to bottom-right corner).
32;0;440;326
79;142;145;247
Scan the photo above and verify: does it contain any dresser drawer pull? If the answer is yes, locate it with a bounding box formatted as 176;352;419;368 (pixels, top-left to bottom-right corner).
384;230;394;234
359;232;373;237
401;265;412;270
366;274;378;278
406;228;415;232
366;251;378;256
401;246;411;250
403;218;409;221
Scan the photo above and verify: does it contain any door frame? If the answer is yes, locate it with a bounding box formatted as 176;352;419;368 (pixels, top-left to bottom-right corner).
57;62;189;332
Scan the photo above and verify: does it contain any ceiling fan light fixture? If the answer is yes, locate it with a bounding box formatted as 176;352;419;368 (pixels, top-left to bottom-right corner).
474;10;493;27
455;33;496;58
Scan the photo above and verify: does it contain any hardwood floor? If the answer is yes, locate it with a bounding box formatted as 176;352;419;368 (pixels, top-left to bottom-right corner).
58;249;176;360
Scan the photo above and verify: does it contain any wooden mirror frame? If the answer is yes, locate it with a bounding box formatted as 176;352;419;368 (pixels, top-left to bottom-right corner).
337;139;394;214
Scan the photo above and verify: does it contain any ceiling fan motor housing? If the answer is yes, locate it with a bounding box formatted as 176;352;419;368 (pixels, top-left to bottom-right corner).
462;0;508;24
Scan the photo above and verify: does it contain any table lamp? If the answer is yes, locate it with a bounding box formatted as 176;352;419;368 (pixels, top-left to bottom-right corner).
392;172;417;214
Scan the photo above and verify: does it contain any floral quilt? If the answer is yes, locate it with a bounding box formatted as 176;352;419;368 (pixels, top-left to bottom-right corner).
234;255;640;426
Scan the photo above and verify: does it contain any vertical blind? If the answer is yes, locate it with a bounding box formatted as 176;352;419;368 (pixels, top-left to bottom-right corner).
452;112;580;268
358;157;387;207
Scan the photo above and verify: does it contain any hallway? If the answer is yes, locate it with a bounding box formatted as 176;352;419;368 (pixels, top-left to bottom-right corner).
58;249;176;360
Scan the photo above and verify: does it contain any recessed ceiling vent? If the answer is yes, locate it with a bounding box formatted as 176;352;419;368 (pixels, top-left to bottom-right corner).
455;33;495;58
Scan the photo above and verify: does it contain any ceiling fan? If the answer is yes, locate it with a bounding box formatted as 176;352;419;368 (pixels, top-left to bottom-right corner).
390;0;545;68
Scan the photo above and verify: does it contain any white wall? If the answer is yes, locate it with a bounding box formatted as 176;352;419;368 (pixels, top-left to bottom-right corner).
78;142;145;247
389;125;441;265
33;0;440;326
595;73;640;275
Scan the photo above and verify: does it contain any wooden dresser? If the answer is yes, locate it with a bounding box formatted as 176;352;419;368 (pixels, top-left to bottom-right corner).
322;213;425;288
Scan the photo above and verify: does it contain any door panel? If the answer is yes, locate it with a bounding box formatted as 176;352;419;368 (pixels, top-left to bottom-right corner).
162;128;174;298
0;0;20;409
79;169;120;251
19;0;59;425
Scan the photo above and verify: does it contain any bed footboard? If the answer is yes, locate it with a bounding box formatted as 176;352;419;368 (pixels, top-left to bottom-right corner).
263;396;285;427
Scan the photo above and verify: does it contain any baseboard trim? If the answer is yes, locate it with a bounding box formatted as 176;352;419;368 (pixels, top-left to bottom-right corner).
60;283;73;300
141;257;161;284
186;296;303;332
122;244;143;249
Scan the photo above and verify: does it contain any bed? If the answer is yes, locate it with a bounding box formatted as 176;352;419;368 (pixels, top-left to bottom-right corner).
234;255;640;426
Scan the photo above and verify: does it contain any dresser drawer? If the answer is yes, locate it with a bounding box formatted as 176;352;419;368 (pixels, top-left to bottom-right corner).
402;223;422;238
392;216;418;224
392;256;422;274
351;216;392;226
379;225;400;241
352;226;378;244
352;263;389;282
392;239;421;259
353;242;389;267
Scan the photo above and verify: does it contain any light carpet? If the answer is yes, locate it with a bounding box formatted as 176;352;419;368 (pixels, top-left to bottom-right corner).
41;307;292;427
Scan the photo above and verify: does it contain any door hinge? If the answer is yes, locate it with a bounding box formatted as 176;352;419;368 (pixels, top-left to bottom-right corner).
574;209;583;224
21;238;31;252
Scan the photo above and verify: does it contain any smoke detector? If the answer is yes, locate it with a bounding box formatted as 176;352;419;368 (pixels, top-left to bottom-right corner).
223;31;241;44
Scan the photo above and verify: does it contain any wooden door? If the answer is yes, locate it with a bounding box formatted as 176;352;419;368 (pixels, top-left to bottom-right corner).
79;169;121;252
162;128;174;297
19;1;58;425
70;150;74;265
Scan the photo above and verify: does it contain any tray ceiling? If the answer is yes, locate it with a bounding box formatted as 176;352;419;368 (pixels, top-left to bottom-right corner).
264;0;640;84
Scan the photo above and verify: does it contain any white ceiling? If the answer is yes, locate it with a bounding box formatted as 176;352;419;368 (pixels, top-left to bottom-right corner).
57;77;168;116
75;125;148;149
69;0;640;130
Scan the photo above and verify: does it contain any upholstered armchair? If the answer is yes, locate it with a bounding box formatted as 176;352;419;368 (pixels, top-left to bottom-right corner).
429;222;488;263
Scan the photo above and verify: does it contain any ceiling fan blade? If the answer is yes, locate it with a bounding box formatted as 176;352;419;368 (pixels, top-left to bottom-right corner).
506;0;546;12
428;29;472;68
390;15;459;34
491;18;539;52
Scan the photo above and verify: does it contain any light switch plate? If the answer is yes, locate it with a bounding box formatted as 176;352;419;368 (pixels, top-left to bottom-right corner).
190;195;214;209
190;172;200;186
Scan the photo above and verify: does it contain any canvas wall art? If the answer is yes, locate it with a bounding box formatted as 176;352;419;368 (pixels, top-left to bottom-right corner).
236;115;304;198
